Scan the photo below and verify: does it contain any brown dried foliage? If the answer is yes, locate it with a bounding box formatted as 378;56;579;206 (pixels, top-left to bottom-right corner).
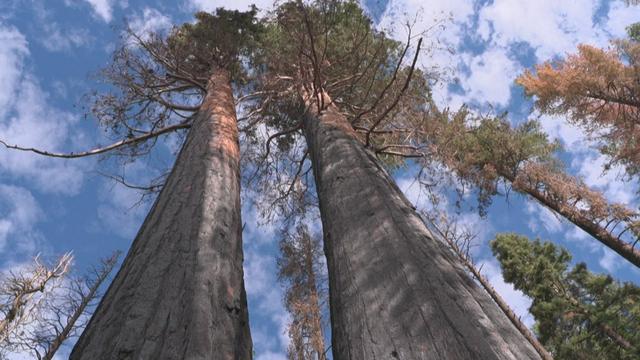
424;111;640;267
517;41;640;179
277;226;327;360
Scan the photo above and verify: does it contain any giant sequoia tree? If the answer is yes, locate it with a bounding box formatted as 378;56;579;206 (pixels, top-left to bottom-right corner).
247;1;541;357
0;9;263;358
491;233;640;359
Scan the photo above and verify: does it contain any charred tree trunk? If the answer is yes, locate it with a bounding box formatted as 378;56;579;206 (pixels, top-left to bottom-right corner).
71;68;252;359
302;95;540;359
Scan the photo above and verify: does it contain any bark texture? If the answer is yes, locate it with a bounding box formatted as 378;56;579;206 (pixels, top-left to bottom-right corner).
71;69;252;359
303;98;540;359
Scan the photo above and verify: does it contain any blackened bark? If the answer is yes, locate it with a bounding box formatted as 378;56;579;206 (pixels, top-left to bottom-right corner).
303;97;540;359
70;69;252;359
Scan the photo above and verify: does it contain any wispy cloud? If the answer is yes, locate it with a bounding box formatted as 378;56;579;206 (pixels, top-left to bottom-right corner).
0;184;43;255
0;25;87;194
82;0;115;22
127;7;172;39
242;202;289;357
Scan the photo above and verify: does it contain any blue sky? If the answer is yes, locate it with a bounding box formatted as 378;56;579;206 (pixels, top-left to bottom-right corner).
0;0;639;359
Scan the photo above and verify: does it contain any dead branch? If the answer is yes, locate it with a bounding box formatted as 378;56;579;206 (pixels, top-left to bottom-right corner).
365;37;423;147
0;121;191;159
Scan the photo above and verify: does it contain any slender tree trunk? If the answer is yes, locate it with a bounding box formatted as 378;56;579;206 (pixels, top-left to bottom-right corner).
430;224;553;360
501;170;640;268
302;94;540;359
302;234;325;360
71;68;252;359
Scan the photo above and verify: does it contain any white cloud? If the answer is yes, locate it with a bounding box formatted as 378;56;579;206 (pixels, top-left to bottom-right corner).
379;0;640;111
478;0;605;60
0;184;43;254
128;8;172;40
187;0;270;12
0;25;28;119
604;2;640;38
39;25;91;52
397;175;426;209
566;226;590;242
537;114;587;150
244;250;275;297
479;259;535;328
599;246;622;273
95;188;147;239
455;47;519;106
95;162;155;239
83;0;114;22
573;152;636;205
525;201;563;234
0;25;87;195
255;351;287;360
243;248;289;356
0;77;86;194
241;200;293;357
380;0;474;107
31;1;92;52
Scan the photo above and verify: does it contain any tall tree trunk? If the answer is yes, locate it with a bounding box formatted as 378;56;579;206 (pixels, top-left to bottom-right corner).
71;68;252;359
302;94;540;359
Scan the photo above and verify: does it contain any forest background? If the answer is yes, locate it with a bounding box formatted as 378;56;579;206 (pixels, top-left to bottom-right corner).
0;0;638;358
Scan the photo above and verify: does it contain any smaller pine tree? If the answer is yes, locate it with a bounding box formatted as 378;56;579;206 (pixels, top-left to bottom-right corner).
490;233;640;359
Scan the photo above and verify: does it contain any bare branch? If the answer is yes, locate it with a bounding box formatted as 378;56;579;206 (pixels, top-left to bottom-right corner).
0;121;191;159
365;37;423;147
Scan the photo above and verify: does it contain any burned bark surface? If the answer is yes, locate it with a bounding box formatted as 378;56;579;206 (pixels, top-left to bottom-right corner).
71;69;252;359
303;99;540;359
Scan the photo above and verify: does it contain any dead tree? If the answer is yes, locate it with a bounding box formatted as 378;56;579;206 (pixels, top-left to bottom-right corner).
6;252;120;360
420;210;554;360
0;253;72;347
277;226;327;360
423;112;640;268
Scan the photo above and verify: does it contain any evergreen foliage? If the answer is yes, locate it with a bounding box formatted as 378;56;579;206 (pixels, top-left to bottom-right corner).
491;233;640;359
